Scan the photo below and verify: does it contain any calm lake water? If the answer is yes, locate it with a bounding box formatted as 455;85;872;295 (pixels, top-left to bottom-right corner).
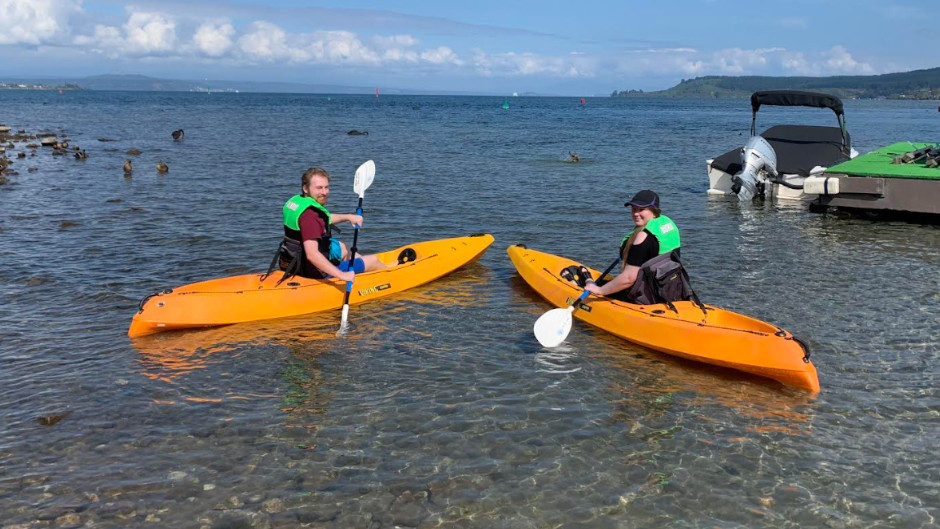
1;91;938;528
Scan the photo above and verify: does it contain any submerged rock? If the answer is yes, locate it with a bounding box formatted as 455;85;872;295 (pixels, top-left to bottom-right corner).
38;410;72;426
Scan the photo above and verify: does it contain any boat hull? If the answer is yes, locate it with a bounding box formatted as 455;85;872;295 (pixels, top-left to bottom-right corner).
129;234;494;337
507;245;819;392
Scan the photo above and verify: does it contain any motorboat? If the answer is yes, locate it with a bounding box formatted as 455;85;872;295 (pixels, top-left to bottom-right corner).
707;90;858;201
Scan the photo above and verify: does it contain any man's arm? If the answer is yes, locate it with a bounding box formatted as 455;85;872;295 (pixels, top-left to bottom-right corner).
303;240;354;282
330;213;363;228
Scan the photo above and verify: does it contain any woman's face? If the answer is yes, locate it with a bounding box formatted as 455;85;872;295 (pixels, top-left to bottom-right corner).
631;205;656;227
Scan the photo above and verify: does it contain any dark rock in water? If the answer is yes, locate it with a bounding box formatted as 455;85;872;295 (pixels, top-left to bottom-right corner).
126;148;141;155
347;130;369;135
28;167;38;173
38;410;72;426
60;220;80;229
98;138;117;142
106;198;122;203
156;161;168;173
0;175;8;185
17;152;25;158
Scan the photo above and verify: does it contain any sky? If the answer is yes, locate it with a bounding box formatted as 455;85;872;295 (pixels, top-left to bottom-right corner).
1;0;938;95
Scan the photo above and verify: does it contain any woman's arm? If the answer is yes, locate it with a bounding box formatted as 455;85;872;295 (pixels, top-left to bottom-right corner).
585;265;639;296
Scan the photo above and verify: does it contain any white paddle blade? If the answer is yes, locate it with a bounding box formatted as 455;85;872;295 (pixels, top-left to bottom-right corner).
353;160;375;197
337;305;350;335
533;306;575;348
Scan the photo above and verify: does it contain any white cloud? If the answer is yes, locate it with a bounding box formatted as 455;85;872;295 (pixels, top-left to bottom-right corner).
823;45;874;74
613;46;875;78
193;20;234;57
421;46;460;65
74;11;177;56
0;0;79;45
470;49;595;78
309;30;379;64
237;21;290;61
124;12;177;53
372;34;418;49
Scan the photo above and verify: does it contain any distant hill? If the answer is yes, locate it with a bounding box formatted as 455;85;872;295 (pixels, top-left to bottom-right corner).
613;67;940;99
0;74;480;95
75;74;385;94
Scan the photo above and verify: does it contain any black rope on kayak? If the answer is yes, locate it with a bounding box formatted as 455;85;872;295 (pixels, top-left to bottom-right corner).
793;335;812;363
137;289;172;313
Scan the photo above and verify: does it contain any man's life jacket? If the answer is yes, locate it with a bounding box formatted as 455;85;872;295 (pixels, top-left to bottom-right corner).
278;195;333;277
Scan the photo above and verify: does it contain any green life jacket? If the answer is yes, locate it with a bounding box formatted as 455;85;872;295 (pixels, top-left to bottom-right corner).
281;195;333;264
620;214;681;257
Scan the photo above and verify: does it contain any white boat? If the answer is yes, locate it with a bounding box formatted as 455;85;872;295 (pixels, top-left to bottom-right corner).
706;90;858;201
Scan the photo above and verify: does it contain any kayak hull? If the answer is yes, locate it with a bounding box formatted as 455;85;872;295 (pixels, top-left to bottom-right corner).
507;244;819;392
129;234;494;337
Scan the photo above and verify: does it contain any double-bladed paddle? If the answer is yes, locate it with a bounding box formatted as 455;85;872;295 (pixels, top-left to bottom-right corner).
533;257;621;347
338;160;375;335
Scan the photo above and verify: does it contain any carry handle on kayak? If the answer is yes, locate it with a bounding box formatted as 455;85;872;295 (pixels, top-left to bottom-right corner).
533;257;620;348
338;160;375;335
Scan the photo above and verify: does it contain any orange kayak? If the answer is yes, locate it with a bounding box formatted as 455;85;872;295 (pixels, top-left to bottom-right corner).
507;244;819;392
129;234;494;337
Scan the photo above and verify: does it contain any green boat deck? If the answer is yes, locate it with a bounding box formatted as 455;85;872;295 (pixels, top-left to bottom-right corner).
827;142;940;179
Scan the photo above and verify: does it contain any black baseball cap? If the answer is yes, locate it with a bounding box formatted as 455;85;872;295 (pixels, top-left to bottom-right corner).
624;189;660;209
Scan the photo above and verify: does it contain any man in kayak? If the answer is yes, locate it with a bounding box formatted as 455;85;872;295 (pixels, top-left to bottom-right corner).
580;189;690;303
278;167;414;281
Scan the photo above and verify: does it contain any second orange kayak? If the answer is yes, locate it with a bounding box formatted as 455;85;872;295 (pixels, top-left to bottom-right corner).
508;244;819;392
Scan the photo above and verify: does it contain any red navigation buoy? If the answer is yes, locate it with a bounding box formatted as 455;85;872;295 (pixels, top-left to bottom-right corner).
580;97;586;104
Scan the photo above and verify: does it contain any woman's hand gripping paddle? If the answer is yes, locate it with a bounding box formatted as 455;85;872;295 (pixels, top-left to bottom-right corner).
533;257;621;347
338;160;375;335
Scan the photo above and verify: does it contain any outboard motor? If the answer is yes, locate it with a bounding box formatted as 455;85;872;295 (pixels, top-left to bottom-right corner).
731;136;778;200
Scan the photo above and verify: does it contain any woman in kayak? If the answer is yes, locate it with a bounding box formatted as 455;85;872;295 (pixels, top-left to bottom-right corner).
582;189;682;301
278;168;414;281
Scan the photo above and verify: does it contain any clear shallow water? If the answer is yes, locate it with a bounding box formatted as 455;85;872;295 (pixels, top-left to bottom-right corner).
1;92;938;528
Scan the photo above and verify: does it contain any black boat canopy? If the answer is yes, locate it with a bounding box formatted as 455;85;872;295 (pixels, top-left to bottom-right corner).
751;90;844;116
749;90;849;154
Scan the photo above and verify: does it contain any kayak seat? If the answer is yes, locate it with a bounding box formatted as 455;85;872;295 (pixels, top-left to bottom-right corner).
397;248;417;265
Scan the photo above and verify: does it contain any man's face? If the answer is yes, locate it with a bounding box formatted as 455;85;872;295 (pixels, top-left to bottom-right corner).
305;175;330;206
